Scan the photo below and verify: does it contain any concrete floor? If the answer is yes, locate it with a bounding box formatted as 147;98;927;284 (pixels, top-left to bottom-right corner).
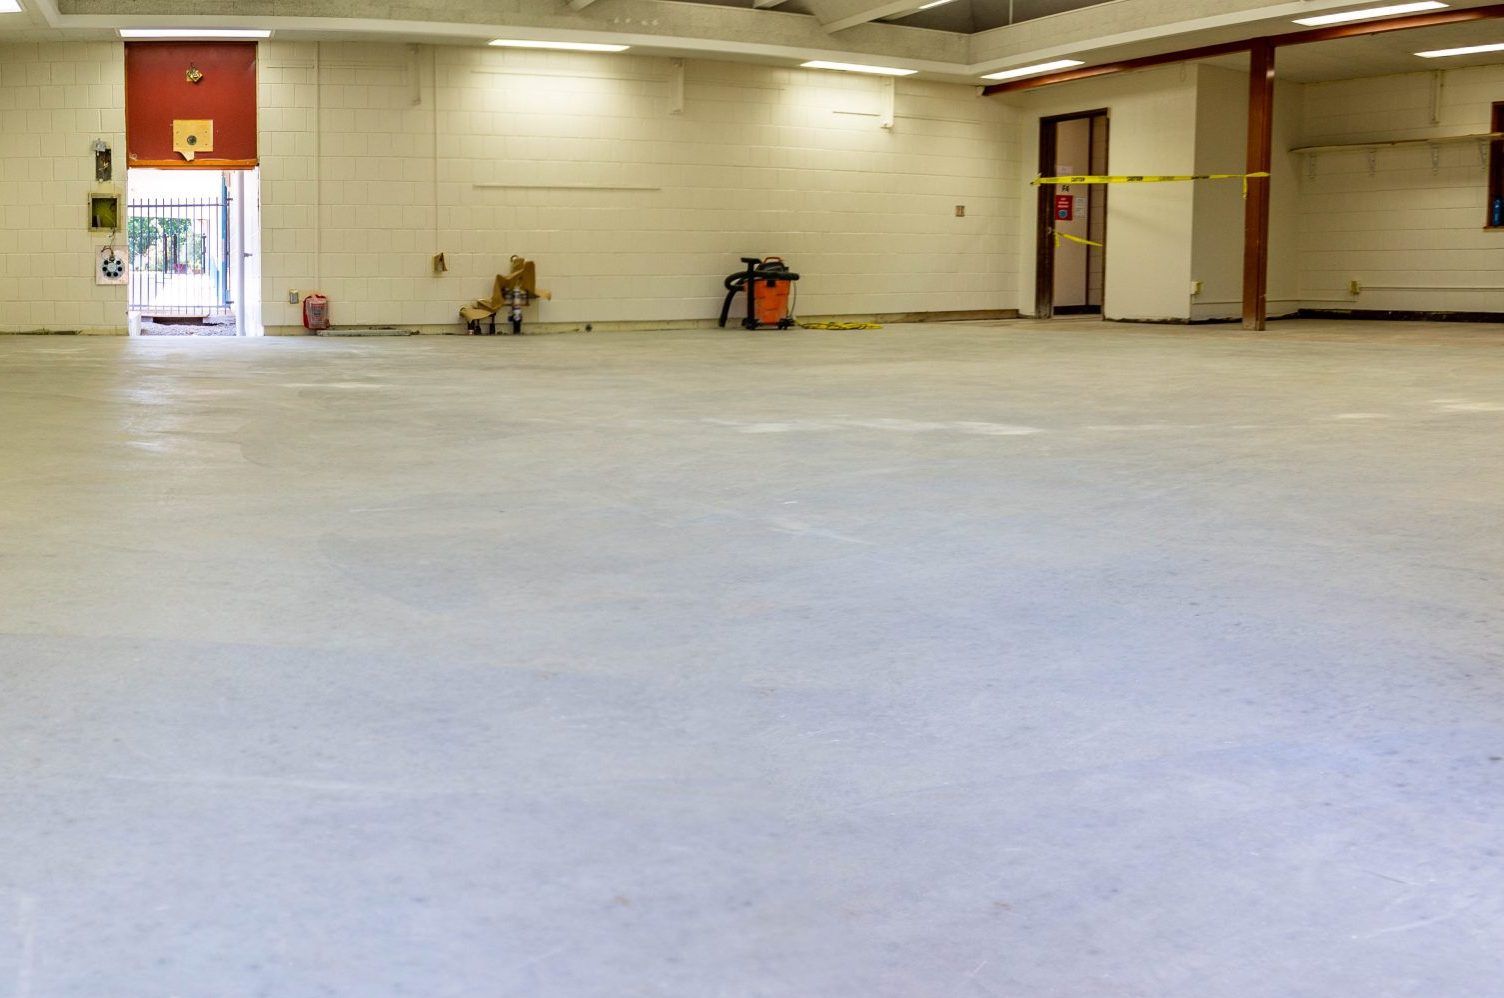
2;318;1503;997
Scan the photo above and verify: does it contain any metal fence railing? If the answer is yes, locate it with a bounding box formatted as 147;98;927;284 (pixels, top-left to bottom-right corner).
127;184;231;316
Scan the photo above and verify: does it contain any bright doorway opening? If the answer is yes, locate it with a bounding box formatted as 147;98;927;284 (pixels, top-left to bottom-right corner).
126;168;261;337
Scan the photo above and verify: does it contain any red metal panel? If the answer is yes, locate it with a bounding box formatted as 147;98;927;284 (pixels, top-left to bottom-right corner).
125;42;258;169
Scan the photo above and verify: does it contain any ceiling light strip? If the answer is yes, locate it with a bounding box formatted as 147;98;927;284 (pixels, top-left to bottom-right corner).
489;39;629;52
801;60;917;76
980;59;1085;81
119;28;272;38
1294;2;1447;27
1416;41;1504;57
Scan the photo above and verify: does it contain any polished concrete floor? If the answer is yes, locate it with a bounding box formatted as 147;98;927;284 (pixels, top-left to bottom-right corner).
3;319;1503;997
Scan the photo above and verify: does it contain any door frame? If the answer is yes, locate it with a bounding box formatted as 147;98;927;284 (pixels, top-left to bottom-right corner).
1035;108;1109;319
228;168;263;337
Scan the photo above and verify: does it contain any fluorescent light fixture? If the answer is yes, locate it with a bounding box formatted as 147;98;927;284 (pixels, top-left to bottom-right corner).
800;60;917;76
1417;41;1504;57
1293;1;1445;26
0;1;23;14
916;0;957;9
980;59;1085;81
489;39;629;52
118;28;272;38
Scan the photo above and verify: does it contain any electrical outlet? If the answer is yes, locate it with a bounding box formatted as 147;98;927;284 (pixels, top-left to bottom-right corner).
1190;280;1203;296
954;205;966;217
1348;280;1362;295
288;289;299;304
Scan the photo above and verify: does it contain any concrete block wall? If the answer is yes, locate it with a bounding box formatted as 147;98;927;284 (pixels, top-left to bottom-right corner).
0;39;1015;335
258;43;437;331
0;42;126;334
258;42;1019;332
1297;65;1504;314
16;35;1504;331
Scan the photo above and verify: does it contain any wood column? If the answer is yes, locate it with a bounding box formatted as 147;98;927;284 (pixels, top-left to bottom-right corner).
1242;39;1275;330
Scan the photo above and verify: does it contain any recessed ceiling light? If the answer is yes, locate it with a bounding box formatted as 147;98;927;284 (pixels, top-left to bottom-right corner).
118;28;272;38
1293;2;1446;27
980;59;1085;81
1416;41;1504;57
915;0;957;10
801;60;917;76
489;39;630;52
0;0;24;14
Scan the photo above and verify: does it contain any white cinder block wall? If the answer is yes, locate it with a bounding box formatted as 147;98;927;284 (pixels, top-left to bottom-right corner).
0;43;126;334
1298;66;1504;315
0;40;1016;335
257;42;1019;332
12;36;1504;333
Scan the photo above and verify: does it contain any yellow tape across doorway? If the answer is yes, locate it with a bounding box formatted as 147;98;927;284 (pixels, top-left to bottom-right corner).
1034;171;1271;197
1054;231;1104;250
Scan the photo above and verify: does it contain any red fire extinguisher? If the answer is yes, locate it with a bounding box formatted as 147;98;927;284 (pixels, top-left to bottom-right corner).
302;294;330;331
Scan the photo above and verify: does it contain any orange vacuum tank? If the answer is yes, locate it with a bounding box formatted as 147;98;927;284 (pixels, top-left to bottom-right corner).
718;256;800;330
755;275;791;326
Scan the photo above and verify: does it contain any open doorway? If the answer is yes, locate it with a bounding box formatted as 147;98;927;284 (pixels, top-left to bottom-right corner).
126;168;260;336
1036;110;1108;319
123;39;262;337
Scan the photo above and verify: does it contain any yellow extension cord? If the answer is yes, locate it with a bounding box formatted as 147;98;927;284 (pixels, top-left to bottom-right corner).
796;320;883;330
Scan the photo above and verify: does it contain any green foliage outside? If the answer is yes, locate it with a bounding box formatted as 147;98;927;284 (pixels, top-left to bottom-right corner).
127;216;195;271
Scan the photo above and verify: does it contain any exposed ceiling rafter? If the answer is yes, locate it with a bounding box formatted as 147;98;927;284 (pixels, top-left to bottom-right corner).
807;0;924;33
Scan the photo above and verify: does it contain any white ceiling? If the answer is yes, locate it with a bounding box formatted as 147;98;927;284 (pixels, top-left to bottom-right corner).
4;0;1504;86
1203;19;1504;83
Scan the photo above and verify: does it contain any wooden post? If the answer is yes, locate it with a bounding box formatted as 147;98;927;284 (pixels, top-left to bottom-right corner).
1243;39;1275;331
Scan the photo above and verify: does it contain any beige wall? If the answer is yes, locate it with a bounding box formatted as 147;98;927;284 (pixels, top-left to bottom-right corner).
1298;65;1504;314
0;42;126;334
11;37;1504;335
255;41;1019;333
0;40;1018;334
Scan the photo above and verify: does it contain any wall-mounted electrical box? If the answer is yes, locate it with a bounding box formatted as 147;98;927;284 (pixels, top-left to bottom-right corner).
88;193;120;233
92;140;112;182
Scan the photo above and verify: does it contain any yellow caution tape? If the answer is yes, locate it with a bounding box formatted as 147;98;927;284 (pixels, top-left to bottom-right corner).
1034;172;1269;185
1054;231;1104;250
797;320;882;330
1034;172;1271;197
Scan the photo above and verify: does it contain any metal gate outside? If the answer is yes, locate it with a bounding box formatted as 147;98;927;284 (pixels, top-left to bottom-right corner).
127;180;231;316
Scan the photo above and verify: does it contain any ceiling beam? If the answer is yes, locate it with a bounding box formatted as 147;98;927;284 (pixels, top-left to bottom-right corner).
806;0;921;34
968;0;1369;72
1281;1;1504;43
983;2;1504;95
983;38;1252;93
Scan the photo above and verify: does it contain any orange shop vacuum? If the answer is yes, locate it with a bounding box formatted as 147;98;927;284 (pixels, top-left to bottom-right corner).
718;257;800;330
